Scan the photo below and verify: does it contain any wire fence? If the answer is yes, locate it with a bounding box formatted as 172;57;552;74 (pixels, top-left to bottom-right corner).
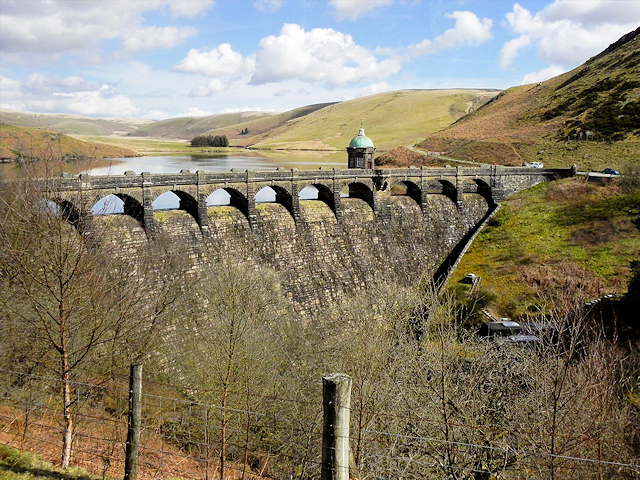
0;367;639;480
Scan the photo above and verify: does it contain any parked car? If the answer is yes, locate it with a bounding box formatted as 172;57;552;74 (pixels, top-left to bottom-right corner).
526;162;544;168
602;168;619;175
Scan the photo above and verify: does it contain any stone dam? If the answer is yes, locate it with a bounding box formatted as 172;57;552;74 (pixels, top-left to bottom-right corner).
44;165;575;314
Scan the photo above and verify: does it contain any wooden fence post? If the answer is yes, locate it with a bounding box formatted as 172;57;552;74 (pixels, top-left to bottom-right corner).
124;363;142;480
322;373;352;480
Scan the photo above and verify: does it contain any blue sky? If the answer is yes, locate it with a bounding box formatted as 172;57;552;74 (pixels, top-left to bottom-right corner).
1;0;639;119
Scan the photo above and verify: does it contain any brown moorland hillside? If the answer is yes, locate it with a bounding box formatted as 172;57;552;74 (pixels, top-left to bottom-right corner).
0;110;152;136
200;102;339;147
0;123;139;162
411;27;640;169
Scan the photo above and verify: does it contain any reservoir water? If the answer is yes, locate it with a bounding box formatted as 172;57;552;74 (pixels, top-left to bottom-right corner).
85;152;347;176
0;151;349;211
82;152;348;211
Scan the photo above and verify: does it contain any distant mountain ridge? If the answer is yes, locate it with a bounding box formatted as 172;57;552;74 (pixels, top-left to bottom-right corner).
0;110;152;136
1;90;498;153
2;26;637;168
127;110;281;139
414;27;639;166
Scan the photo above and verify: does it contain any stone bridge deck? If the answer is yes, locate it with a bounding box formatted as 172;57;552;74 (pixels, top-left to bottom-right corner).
50;165;576;236
8;164;576;313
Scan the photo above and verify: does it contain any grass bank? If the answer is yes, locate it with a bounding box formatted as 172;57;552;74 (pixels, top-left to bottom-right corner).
0;444;104;480
449;175;640;319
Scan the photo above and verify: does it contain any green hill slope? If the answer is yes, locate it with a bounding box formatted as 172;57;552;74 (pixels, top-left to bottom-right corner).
0;110;152;136
198;103;339;147
415;27;639;170
449;175;640;320
237;89;498;151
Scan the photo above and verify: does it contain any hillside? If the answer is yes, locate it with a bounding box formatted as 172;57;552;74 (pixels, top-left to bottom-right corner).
0;110;152;136
1;91;498;157
449;174;640;322
195;102;339;146
128;109;283;139
0;123;139;161
411;27;639;170
215;89;498;152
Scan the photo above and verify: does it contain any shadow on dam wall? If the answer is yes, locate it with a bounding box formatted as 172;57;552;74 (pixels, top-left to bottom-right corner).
92;193;492;315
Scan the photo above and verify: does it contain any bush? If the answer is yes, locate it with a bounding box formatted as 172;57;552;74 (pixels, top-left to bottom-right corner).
190;135;229;147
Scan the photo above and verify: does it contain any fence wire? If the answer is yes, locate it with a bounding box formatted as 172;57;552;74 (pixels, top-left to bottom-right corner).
0;368;638;480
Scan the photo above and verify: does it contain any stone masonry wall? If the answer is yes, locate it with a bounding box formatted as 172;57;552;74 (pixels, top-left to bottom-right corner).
92;192;491;315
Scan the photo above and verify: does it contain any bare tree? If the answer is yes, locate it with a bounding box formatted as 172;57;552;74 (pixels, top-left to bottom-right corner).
164;258;292;479
0;177;183;469
514;302;637;479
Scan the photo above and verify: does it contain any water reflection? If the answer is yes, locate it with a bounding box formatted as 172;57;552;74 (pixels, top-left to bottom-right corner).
2;152;347;213
0;151;347;179
86;152;346;176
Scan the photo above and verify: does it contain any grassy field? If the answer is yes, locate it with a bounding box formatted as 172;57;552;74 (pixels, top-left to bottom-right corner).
0;445;104;480
449;175;640;319
245;89;497;152
74;134;207;155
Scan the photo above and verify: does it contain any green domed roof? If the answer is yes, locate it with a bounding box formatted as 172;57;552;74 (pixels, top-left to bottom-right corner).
348;127;375;149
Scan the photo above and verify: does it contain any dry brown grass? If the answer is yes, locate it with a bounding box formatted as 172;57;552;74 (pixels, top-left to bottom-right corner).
375;146;445;167
0;124;138;161
0;403;268;480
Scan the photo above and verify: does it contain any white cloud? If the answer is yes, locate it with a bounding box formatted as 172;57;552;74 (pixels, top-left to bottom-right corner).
499;34;531;69
2;73;141;116
409;11;493;56
254;0;283;13
22;73;102;95
0;76;24;110
189;79;230;96
329;0;393;21
1;75;23;98
540;0;640;25
250;23;401;87
122;26;198;52
221;106;277;113
53;90;140;116
0;0;210;59
502;1;640;68
176;107;215;117
143;109;172;120
174;44;255;76
521;65;565;85
352;82;393;98
168;0;215;18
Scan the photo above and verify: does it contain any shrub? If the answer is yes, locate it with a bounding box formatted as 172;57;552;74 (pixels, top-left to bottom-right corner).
190;135;229;147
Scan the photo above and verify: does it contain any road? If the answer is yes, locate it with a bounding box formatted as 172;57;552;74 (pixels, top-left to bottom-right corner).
406;140;489;166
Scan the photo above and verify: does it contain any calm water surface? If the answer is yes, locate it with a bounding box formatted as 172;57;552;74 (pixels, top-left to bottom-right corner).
85;153;348;211
86;153;346;176
0;152;348;211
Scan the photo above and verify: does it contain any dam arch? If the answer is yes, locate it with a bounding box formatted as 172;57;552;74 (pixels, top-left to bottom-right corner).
23;166;575;314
